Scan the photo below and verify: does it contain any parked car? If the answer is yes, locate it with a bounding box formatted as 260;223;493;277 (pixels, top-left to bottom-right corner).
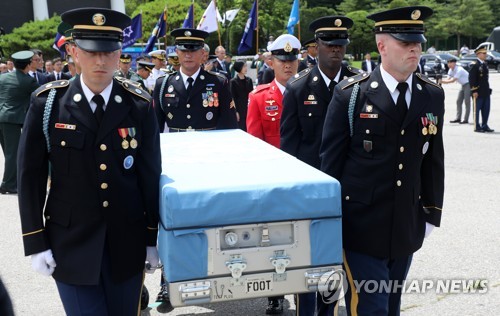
421;54;446;78
437;53;459;71
458;52;500;72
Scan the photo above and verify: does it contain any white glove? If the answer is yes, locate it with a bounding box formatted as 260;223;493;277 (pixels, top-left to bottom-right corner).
425;222;435;238
145;246;160;274
31;249;57;276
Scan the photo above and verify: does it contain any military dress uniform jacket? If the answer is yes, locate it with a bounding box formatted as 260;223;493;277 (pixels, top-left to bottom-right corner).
17;78;161;284
281;65;360;169
0;70;39;124
468;60;491;98
153;68;237;132
247;80;283;148
320;67;445;259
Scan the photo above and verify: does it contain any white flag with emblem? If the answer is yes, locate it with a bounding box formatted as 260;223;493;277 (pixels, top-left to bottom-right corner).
197;0;219;33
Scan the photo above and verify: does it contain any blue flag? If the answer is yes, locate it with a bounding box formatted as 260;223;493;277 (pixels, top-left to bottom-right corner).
144;8;167;54
182;4;194;28
238;0;257;54
123;14;142;49
287;0;300;35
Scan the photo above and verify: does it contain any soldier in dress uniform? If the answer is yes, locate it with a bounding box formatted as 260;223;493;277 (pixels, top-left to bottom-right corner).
297;38;318;72
166;52;181;73
153;28;238;132
149;49;167;81
0;51;39;194
469;43;494;132
136;60;155;93
114;53;141;83
320;6;444;315
246;34;301;314
17;8;161;316
280;16;360;316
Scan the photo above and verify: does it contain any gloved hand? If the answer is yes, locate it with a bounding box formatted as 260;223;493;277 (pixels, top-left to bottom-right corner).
425;222;435;238
31;249;57;276
145;246;160;274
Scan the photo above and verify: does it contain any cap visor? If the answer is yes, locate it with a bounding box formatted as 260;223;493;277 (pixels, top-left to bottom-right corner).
274;55;298;61
319;39;350;46
75;39;122;52
389;33;427;43
176;44;203;51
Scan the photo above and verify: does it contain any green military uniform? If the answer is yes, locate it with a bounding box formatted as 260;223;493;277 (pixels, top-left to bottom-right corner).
0;51;39;193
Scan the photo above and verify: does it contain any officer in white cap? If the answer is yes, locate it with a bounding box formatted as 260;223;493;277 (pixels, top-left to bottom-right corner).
247;35;300;313
148;49;167;80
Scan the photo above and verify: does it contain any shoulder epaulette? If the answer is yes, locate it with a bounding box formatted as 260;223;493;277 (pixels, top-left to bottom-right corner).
290;68;311;84
416;73;443;90
347;66;363;75
250;83;271;94
35;80;70;96
207;70;227;80
119;79;151;101
339;72;370;90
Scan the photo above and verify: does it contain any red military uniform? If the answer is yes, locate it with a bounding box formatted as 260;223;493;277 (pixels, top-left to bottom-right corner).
246;80;283;148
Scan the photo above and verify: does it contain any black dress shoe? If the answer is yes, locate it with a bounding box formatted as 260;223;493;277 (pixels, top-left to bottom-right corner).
449;119;461;123
483;127;495;132
0;187;17;194
459;120;469;124
475;128;485;133
156;284;173;313
266;298;284;315
140;285;149;310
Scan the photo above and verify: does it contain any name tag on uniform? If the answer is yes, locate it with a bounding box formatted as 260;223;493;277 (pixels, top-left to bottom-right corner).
304;101;318;105
164;93;176;98
265;105;278;111
360;113;378;119
55;123;76;130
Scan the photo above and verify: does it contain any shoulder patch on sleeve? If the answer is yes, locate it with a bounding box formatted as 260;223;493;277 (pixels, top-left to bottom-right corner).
339;73;370;90
290;68;311;84
250;83;271;95
35;80;70;96
119;79;152;101
416;73;443;90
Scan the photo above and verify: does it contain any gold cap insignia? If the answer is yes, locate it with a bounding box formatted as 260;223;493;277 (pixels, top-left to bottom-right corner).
284;42;293;53
334;19;342;27
184;31;192;37
92;13;106;26
411;10;421;20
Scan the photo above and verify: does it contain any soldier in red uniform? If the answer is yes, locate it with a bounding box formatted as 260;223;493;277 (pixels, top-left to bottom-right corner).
247;34;301;150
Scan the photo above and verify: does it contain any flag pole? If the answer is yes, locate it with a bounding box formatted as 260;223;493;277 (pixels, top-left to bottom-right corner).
164;4;168;50
297;22;300;41
256;0;259;54
214;0;222;46
192;0;195;28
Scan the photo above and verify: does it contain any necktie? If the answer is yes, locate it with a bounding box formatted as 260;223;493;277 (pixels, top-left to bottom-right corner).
328;80;336;97
186;77;194;95
396;82;408;121
92;94;105;125
56;73;60;80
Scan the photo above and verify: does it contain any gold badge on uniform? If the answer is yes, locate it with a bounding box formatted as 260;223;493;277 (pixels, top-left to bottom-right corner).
427;113;438;135
167;112;173;120
334;19;342;27
128;127;138;149
168;85;174;93
92;13;106;26
118;128;129;149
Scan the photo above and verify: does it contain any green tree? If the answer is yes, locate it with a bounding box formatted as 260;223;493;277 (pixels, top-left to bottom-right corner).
346;10;376;59
0;15;61;60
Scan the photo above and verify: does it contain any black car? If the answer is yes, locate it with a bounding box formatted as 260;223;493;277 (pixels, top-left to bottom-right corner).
458;52;500;72
421;54;446;78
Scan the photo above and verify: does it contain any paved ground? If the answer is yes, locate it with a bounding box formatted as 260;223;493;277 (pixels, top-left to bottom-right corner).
1;72;499;315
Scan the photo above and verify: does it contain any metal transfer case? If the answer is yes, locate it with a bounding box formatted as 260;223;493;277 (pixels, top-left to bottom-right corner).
158;130;342;307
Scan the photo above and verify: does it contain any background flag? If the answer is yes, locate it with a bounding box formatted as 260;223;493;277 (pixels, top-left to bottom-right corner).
123;14;142;49
144;8;167;54
197;0;219;33
287;0;300;35
237;0;257;54
182;4;194;28
52;32;66;57
219;9;240;25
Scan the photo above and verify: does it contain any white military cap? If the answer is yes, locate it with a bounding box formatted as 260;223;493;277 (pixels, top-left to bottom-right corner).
267;34;301;61
148;49;166;60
